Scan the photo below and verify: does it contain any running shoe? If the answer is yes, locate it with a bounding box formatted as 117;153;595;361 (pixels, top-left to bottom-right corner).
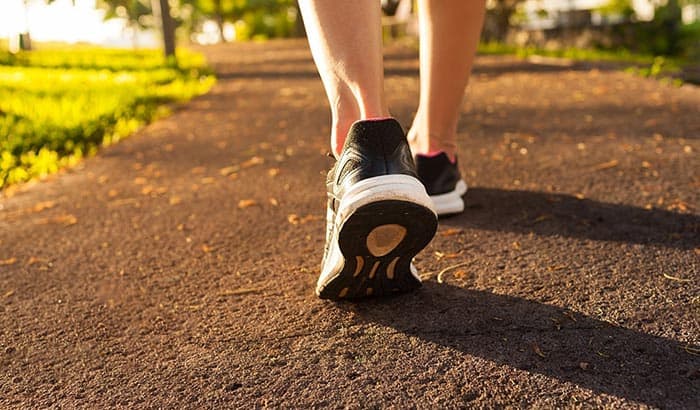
317;118;438;300
415;152;468;216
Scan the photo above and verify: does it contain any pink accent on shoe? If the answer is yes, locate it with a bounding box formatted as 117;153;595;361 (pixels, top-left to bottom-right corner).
363;117;394;122
418;151;457;164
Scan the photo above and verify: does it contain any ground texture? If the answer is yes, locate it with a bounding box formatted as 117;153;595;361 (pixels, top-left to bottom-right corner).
1;40;699;408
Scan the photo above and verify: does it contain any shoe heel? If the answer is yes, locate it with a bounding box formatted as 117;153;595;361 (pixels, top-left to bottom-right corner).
318;198;437;300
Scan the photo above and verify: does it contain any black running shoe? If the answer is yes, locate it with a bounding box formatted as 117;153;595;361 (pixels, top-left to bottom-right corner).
414;152;468;216
317;119;438;300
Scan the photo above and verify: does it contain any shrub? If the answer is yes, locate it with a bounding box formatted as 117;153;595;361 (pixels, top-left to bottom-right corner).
0;47;214;188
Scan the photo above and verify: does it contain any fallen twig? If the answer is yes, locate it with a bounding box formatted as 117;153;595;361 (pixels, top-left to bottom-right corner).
662;273;692;283
436;262;471;284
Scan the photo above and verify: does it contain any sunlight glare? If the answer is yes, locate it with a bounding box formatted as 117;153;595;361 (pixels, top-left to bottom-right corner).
0;0;156;47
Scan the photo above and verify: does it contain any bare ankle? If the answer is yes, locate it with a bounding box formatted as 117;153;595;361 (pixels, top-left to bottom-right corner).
407;128;457;161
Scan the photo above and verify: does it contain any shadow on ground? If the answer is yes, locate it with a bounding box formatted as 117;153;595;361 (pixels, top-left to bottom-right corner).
445;188;699;250
341;283;699;408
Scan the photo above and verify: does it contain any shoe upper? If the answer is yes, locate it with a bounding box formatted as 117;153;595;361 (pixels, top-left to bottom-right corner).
414;152;462;196
331;118;417;199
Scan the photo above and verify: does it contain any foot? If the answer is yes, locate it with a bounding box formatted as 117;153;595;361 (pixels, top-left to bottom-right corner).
317;118;438;300
414;152;468;216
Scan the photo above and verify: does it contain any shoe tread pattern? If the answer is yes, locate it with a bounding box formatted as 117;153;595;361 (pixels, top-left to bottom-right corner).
318;200;437;300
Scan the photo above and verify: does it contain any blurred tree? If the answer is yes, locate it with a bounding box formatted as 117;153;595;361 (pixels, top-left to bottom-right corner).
98;0;176;59
650;0;683;54
98;0;154;47
489;0;525;41
17;0;68;51
180;0;299;42
597;0;636;20
157;0;177;59
183;0;237;41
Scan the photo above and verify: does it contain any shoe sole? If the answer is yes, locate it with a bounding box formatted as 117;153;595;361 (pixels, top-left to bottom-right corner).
430;179;468;216
317;176;438;300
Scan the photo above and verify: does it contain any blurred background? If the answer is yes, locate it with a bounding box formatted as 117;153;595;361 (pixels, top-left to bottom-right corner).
0;0;698;190
1;0;699;58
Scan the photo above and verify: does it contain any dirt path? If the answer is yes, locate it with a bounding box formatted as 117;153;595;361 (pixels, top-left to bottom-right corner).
1;40;698;408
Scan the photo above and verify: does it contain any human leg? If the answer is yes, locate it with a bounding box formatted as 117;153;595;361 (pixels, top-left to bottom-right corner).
298;1;438;299
297;0;389;157
408;0;485;216
408;0;486;160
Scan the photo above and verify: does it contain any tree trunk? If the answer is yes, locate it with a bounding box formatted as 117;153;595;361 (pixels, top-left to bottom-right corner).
158;0;177;60
131;26;138;49
215;15;226;42
214;0;227;42
494;3;515;42
21;0;32;51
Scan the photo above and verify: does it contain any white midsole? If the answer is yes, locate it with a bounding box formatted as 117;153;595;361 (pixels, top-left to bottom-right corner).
336;174;436;224
430;179;468;216
317;175;435;293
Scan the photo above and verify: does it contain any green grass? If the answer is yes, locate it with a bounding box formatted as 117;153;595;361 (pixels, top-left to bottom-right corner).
477;42;686;81
0;46;214;189
478;42;659;63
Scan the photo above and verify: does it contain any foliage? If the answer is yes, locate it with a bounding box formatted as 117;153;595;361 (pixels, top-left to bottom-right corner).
595;0;699;57
179;0;299;40
596;0;636;19
484;0;526;41
679;21;700;61
95;0;300;42
98;0;154;30
643;0;684;55
479;41;657;62
232;4;298;40
478;42;684;82
0;47;214;189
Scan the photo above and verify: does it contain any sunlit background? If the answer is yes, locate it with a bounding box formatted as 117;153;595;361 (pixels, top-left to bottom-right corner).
0;0;698;189
2;0;698;48
0;0;153;46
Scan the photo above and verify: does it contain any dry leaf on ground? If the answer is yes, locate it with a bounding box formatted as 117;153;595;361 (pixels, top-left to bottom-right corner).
592;159;619;171
240;156;265;168
33;201;56;212
440;228;463;237
238;199;258;209
0;257;17;266
37;214;77;226
219;166;239;176
288;214;321;225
